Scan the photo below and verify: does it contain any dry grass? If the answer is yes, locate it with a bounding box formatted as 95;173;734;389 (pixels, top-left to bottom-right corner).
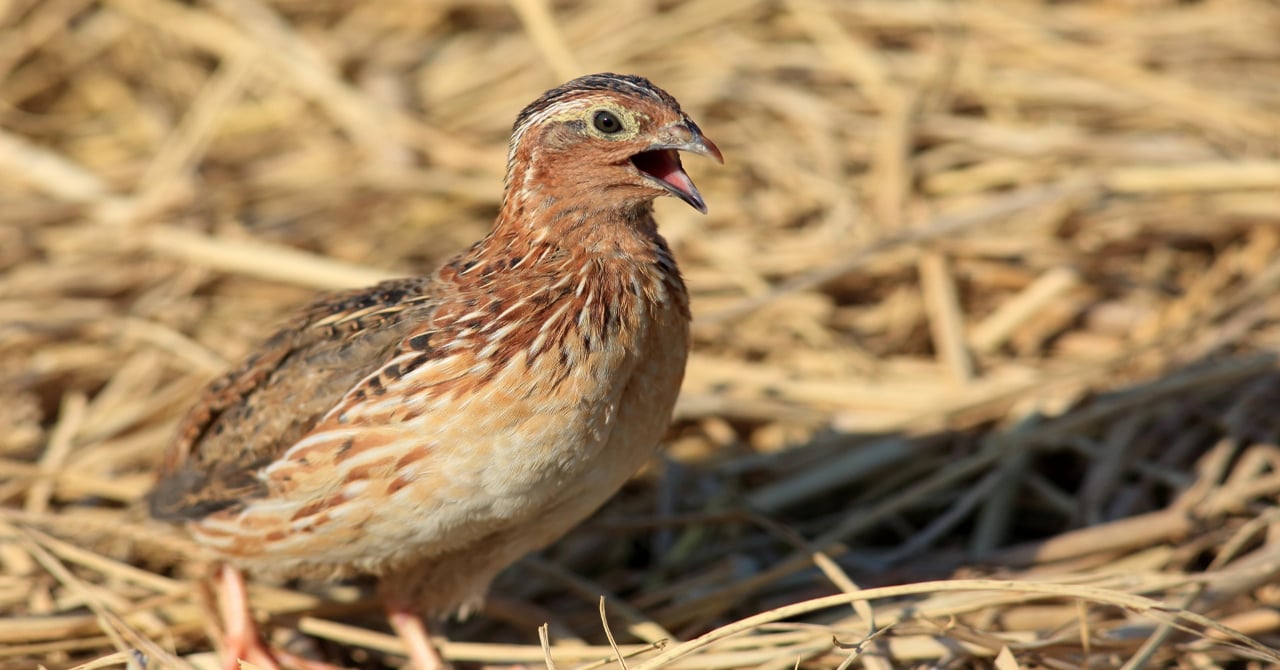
4;0;1280;668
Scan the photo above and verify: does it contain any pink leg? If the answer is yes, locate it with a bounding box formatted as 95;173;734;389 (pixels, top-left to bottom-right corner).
217;565;347;670
386;605;449;670
218;564;283;670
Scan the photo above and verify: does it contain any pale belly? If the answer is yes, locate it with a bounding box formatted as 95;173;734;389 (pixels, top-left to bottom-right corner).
376;298;691;564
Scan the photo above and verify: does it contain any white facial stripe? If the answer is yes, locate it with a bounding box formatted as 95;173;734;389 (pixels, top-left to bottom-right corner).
508;98;598;166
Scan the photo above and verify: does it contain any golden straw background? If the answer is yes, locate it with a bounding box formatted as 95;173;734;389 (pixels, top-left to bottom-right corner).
4;0;1280;668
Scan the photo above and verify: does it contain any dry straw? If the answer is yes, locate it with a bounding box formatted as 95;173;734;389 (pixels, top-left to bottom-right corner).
3;0;1280;668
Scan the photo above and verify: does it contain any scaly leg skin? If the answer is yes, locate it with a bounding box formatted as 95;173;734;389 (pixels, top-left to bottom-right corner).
386;605;449;670
218;565;347;670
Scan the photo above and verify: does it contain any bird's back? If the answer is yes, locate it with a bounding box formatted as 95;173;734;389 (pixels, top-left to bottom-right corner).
148;277;439;522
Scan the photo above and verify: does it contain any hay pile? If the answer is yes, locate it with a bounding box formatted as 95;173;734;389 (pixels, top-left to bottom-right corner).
4;0;1280;668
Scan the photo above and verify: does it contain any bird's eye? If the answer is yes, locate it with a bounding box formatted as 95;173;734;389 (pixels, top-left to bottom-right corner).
592;110;624;134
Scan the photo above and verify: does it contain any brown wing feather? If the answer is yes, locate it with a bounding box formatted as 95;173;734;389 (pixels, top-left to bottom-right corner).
148;277;440;521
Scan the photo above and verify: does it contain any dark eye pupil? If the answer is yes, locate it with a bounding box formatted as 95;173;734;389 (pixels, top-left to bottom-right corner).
593;110;622;134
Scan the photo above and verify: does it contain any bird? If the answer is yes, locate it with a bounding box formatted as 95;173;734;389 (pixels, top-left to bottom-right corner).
147;72;721;670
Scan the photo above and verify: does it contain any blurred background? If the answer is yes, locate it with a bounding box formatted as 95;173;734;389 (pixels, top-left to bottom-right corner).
4;0;1280;668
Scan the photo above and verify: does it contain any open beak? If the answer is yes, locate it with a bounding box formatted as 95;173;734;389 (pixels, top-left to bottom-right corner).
630;124;723;214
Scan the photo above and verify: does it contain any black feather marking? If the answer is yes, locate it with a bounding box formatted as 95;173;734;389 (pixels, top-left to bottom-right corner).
408;333;431;351
403;353;433;373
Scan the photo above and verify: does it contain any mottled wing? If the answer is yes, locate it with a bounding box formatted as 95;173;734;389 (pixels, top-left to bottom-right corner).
148;277;439;521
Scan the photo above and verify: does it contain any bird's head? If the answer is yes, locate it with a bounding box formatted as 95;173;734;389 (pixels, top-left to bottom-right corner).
504;73;722;215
